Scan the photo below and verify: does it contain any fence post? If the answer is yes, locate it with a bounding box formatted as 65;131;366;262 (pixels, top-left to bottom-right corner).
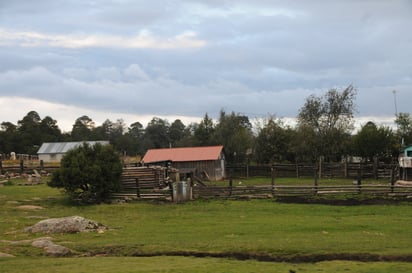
373;157;378;180
296;162;299;178
319;157;322;179
0;160;2;175
246;159;249;179
135;178;141;198
229;177;233;196
390;165;395;193
344;158;348;178
271;167;275;196
19;159;24;174
169;181;174;202
40;160;44;171
314;163;318;194
357;168;362;194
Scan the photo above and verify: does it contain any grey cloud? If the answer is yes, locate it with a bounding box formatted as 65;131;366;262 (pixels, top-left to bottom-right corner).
0;0;411;125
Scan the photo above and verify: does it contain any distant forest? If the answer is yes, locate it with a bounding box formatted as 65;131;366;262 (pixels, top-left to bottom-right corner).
1;87;411;164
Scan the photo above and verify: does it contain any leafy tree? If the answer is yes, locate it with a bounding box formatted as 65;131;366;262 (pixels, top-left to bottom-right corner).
214;110;253;163
141;117;170;149
395;112;412;147
0;122;18;154
40;116;62;142
169;119;186;147
296;85;356;162
352;121;397;161
71;115;95;141
17;111;43;154
48;143;122;204
255;117;294;163
193;113;215;146
125;121;144;155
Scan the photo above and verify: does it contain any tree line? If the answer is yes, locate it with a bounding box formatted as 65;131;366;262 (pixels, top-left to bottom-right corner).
1;85;411;164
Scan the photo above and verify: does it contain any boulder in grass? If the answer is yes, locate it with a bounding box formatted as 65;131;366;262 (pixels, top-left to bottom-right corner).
0;252;15;258
24;216;105;234
32;238;72;257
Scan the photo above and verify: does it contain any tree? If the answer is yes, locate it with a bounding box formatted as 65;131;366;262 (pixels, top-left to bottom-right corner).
395;112;412;147
141;117;170;149
71;115;95;141
352;121;397;161
48;143;122;204
296;85;356;162
193;113;215;146
168;119;186;147
255;117;294;164
40;116;62;142
214;110;254;163
124;121;144;155
17;111;42;154
0;122;18;154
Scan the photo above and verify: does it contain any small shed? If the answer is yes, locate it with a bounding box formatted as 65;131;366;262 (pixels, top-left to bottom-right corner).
403;145;412;157
399;145;412;180
142;145;225;181
37;141;109;163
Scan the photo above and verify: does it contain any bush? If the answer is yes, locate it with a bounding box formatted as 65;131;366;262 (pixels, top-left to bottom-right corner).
48;143;122;204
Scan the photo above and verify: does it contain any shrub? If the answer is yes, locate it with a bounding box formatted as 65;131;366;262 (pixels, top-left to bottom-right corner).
48;143;122;204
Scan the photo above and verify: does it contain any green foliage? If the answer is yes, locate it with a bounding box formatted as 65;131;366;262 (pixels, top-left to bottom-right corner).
48;143;122;204
71;115;95;141
255;117;294;163
296;85;356;162
395;112;412;147
352;121;398;161
214;110;254;163
141;117;170;149
193;113;216;146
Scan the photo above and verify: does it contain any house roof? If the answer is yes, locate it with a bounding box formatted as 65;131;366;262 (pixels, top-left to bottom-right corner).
37;141;109;154
142;145;224;163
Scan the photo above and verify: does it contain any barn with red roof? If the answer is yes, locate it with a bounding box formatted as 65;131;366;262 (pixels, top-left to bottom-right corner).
142;145;225;181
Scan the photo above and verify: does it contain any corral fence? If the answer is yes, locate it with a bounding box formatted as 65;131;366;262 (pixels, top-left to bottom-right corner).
4;159;410;202
226;161;398;180
113;164;412;202
192;184;412;199
0;159;59;176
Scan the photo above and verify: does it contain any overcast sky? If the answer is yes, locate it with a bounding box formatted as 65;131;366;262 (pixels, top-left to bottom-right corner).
0;0;411;132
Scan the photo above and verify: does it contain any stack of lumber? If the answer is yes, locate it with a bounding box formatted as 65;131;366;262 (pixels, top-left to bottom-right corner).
120;166;167;190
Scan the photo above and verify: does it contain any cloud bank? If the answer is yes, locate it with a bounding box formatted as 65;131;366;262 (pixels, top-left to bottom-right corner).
0;1;411;131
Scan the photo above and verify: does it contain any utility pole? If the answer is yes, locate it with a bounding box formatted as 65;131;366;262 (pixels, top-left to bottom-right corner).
393;90;398;118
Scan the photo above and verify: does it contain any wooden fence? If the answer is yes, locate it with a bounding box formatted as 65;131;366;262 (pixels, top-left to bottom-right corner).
0;160;59;176
192;184;412;199
226;162;397;180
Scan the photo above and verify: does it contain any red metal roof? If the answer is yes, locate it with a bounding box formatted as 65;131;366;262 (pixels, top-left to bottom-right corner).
142;145;224;163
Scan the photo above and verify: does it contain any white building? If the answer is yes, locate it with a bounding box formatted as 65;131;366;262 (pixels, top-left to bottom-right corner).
37;141;109;163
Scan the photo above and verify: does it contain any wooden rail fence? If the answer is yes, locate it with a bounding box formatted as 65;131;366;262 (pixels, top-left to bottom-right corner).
192;184;412;199
227;162;398;180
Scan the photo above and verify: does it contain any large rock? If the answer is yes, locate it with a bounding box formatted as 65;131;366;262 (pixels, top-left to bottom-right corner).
32;238;72;257
24;216;105;234
0;252;15;258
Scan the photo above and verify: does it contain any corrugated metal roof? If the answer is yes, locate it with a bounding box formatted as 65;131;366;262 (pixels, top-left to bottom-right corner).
37;141;109;154
142;145;224;163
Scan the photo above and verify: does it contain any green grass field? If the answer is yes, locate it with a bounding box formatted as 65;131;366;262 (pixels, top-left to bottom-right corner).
1;178;412;272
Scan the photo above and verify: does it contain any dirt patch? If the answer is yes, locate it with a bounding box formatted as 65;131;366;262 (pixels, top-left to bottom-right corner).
274;195;412;206
17;205;45;210
85;246;412;263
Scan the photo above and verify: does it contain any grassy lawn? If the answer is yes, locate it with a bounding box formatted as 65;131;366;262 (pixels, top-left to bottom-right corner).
1;179;412;272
